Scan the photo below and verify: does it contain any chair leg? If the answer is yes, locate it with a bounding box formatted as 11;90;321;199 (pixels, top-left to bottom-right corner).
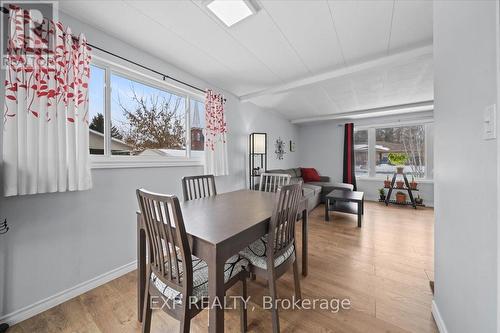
292;257;302;300
179;310;191;333
141;279;152;333
250;272;256;281
240;279;248;333
268;270;280;333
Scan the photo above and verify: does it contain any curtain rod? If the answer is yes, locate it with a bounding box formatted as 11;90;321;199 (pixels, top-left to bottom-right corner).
87;43;206;94
0;6;212;97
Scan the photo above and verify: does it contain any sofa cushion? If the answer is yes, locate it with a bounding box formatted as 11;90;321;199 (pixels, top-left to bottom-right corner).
267;169;285;174
303;183;322;195
302;187;315;199
292;168;302;178
307;182;355;193
267;168;295;179
301;168;321;182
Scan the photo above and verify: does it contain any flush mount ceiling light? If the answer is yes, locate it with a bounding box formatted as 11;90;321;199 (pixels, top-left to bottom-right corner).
206;0;257;27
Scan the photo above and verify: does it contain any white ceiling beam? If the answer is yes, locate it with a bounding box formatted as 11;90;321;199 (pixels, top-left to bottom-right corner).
239;44;433;101
290;100;434;124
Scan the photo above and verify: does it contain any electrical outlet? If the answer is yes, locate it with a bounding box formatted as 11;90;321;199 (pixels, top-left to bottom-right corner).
483;104;496;140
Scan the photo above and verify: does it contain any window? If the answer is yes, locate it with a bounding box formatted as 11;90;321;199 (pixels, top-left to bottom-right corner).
88;65;105;155
110;73;186;156
190;99;205;156
354;123;432;179
354;130;368;176
375;125;425;178
87;62;204;163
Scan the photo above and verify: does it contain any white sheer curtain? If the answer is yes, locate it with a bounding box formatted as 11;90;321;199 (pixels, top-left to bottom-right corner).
3;6;92;196
204;89;228;176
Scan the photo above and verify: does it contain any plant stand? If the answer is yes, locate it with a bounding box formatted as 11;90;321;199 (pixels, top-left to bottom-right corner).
384;171;417;209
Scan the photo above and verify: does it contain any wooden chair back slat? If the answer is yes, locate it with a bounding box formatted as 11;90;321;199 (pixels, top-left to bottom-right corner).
258;173;291;193
182;175;217;201
136;189;193;297
267;183;302;258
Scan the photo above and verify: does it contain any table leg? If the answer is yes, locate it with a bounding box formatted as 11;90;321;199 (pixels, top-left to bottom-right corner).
208;249;225;333
357;201;362;228
301;208;308;277
137;215;146;322
325;198;330;221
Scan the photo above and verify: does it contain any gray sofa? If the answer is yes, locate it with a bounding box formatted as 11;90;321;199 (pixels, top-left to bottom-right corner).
267;168;354;211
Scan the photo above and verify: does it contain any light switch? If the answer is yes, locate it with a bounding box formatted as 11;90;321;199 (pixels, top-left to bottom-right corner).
483;104;496;140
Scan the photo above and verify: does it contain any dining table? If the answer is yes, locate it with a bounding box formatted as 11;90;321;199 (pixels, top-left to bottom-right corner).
136;189;309;333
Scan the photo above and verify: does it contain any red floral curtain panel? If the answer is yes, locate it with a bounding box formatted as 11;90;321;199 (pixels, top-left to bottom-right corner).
3;6;92;196
204;89;228;176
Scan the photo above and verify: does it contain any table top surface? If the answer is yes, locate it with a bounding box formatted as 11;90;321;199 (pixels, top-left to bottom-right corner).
179;189;277;245
326;189;364;201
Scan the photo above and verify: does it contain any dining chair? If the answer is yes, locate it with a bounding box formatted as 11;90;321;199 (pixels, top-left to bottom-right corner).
240;182;303;333
258;173;291;193
136;189;249;333
181;174;217;201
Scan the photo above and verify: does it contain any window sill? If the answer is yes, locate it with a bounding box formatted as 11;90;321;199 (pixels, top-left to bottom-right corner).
90;156;204;169
356;176;434;184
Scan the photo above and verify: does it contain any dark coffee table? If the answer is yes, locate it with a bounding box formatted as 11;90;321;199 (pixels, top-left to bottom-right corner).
325;190;364;227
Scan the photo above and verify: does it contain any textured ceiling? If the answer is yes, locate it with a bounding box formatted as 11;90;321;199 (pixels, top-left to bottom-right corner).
60;0;433;120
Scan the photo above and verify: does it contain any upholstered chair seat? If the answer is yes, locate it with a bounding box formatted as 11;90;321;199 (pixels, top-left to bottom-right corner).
240;236;294;270
151;254;249;304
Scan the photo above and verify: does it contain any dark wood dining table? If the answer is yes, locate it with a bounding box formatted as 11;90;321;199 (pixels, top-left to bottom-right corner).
136;189;309;333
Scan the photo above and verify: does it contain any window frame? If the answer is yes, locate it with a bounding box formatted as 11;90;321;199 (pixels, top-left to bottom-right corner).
89;57;205;169
354;119;433;180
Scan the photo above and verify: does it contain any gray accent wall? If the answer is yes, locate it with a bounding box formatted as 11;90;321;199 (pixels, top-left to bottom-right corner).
0;12;298;319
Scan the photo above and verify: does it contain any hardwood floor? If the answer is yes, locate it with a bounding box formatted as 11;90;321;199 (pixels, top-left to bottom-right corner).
10;202;437;333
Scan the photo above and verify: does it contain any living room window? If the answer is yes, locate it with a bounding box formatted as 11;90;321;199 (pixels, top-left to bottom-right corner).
354;122;433;180
88;61;205;168
375;125;425;178
354;130;369;176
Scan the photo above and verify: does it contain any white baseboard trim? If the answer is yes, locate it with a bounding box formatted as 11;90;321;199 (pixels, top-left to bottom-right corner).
0;260;137;326
432;300;448;333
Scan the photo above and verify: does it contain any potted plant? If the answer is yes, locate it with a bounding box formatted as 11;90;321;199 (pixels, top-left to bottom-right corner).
388;153;408;174
410;176;418;190
396;179;405;189
415;195;423;205
379;188;386;201
396;191;406;204
384;175;391;188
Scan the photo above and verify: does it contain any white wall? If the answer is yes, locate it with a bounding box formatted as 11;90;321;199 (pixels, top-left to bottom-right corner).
0;12;298;322
433;1;498;332
297;112;434;206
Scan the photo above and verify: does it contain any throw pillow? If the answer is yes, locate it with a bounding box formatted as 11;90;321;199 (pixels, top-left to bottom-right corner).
301;168;320;182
